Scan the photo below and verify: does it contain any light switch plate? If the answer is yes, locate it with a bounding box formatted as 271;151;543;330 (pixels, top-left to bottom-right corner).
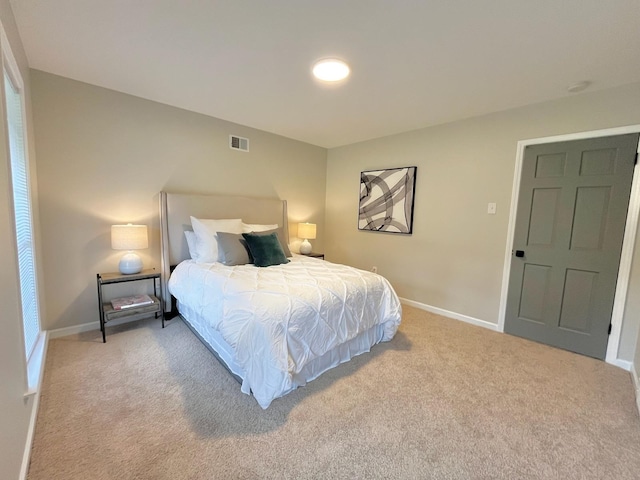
488;202;497;215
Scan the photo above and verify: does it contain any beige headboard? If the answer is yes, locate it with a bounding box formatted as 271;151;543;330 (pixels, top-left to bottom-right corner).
159;191;288;310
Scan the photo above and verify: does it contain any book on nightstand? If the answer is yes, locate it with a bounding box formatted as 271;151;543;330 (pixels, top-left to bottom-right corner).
111;294;154;310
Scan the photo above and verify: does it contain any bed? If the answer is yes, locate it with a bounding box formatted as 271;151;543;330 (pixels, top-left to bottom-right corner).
159;192;402;408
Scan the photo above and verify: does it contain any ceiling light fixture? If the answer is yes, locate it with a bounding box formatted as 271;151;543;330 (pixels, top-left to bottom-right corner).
567;81;591;93
312;58;350;82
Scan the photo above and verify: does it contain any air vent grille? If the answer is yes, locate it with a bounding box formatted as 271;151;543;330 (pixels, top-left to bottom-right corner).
230;135;249;152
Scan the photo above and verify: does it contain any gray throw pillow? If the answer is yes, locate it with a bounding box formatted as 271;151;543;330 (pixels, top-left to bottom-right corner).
216;232;252;266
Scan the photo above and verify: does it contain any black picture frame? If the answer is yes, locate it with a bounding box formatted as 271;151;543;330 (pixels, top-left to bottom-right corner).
358;166;417;234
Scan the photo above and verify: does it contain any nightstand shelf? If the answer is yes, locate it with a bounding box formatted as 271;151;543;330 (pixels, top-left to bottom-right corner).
96;269;164;343
101;296;162;320
305;252;324;260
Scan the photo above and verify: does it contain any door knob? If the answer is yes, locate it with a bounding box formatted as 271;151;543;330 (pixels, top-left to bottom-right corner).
514;250;525;258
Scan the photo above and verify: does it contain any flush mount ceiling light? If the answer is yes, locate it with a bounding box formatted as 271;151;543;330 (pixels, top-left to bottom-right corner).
312;58;350;82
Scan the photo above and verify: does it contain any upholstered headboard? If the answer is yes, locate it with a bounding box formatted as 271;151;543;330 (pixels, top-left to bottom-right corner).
159;192;288;310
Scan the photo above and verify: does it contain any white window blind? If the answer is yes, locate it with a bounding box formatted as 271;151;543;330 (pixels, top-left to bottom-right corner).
4;69;40;359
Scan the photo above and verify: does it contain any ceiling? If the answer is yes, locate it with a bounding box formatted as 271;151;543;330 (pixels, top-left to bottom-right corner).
10;1;640;148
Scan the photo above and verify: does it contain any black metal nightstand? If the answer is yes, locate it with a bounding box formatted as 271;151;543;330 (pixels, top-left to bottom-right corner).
96;269;164;343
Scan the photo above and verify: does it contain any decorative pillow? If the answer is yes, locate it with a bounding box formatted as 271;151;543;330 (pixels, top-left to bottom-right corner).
190;216;243;263
242;222;278;233
242;232;290;267
216;232;252;266
250;227;292;257
184;230;197;259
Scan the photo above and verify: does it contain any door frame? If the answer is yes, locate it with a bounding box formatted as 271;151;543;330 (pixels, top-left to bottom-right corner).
498;125;640;368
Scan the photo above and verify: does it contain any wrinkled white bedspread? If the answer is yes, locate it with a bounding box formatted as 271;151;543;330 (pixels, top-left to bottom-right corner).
168;255;402;408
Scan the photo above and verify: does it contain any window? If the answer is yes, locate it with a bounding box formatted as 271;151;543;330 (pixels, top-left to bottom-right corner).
3;32;41;363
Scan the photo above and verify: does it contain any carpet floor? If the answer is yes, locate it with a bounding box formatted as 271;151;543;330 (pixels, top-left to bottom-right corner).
28;306;640;479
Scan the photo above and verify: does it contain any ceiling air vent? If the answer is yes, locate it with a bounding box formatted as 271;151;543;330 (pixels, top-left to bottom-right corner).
229;135;249;152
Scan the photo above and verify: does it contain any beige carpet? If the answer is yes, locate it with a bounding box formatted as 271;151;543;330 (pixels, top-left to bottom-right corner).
28;306;640;479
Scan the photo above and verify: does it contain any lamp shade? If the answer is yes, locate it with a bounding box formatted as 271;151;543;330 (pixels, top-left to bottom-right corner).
111;224;148;250
298;223;316;240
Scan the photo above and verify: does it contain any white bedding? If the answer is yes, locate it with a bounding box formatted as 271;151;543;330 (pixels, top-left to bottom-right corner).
168;255;402;408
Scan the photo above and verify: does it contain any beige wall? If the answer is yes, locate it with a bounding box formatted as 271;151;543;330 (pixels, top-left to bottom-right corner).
0;0;42;478
326;81;640;363
30;70;327;331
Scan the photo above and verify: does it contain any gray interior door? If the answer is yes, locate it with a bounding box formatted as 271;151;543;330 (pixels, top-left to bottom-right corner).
505;133;639;359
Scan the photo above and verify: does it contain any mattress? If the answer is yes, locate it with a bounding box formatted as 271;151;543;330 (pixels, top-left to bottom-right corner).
168;255;402;408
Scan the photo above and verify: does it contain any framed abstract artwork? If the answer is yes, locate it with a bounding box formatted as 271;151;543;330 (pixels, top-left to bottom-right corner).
358;166;417;234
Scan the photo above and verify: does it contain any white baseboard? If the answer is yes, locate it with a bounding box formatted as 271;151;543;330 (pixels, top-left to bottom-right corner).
400;298;638;372
631;363;640;418
48;313;156;339
48;321;99;339
20;331;49;480
399;297;499;332
609;358;633;372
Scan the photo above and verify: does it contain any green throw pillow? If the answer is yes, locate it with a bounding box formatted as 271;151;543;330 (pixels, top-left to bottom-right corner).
242;232;290;267
250;227;292;257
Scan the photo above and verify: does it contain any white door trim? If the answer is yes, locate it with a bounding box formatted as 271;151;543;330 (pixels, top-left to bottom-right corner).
498;125;640;367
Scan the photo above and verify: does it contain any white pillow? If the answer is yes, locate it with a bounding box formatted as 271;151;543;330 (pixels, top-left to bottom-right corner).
242;222;279;233
190;216;243;263
184;231;197;259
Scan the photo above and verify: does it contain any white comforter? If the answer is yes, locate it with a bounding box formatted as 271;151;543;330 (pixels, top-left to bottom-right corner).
168;255;402;408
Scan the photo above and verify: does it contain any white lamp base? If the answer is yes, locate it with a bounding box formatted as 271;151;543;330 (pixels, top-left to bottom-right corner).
300;239;312;255
119;252;143;274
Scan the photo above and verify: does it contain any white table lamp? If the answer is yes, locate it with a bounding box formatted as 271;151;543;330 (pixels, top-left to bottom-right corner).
111;224;148;274
298;222;316;255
